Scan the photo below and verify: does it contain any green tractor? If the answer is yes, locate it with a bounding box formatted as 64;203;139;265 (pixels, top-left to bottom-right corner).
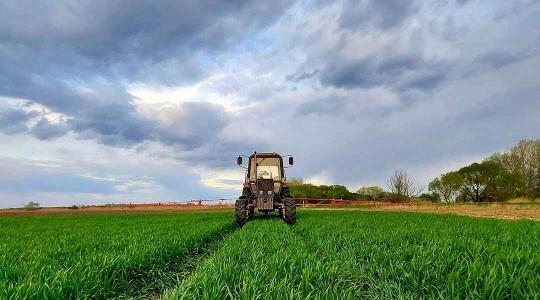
235;152;296;226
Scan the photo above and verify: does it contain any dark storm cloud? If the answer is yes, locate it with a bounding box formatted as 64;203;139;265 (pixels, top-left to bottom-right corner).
2;75;235;148
0;0;293;73
272;0;540;189
2;76;157;145
0;0;294;149
314;0;540;95
320;53;447;91
1;0;539;209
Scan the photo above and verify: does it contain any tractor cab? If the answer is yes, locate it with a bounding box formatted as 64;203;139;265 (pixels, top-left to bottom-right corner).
248;153;284;194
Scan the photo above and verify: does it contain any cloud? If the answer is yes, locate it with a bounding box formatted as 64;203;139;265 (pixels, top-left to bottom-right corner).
319;52;448;91
286;70;320;82
0;0;295;149
0;106;38;134
339;0;421;31
30;118;70;140
0;0;539;208
2;78;159;146
156;102;230;148
0;0;294;82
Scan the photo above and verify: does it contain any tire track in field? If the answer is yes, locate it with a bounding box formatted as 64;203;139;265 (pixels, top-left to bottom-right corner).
164;215;364;299
289;217;371;299
112;222;238;299
162;216;315;299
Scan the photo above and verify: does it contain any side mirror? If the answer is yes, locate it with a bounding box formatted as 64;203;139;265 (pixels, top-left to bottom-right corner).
288;156;294;165
237;156;243;166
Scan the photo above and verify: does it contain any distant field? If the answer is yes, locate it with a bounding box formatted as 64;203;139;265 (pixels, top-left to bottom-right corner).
1;210;538;299
3;201;539;222
371;202;540;221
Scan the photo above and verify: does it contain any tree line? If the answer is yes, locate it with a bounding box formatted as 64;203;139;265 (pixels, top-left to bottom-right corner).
288;139;539;202
288;173;422;202
429;139;539;202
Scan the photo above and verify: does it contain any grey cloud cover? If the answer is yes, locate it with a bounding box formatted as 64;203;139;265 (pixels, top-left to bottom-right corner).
0;0;539;207
339;0;421;30
0;0;294;147
0;106;38;134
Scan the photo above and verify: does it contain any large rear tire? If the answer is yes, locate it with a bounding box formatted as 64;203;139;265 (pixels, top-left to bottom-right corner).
235;198;248;227
248;206;255;220
283;197;296;225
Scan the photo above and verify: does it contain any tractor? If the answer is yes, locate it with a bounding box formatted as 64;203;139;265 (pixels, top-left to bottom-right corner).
235;152;296;226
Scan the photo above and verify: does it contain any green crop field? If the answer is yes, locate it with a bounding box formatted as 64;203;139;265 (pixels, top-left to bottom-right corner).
1;210;539;299
0;211;234;299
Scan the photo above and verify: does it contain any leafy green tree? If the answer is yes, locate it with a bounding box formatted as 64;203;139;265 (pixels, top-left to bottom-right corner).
428;171;464;203
488;139;540;198
491;171;526;199
289;182;357;199
356;186;385;200
457;161;503;202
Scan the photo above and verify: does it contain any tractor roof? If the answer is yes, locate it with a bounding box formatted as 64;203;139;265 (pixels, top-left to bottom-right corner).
249;152;282;158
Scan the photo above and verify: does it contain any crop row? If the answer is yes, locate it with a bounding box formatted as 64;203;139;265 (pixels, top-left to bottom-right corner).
0;211;234;299
2;209;538;299
168;210;540;299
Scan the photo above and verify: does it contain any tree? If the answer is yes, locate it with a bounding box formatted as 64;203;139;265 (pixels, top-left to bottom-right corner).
289;182;357;200
457;161;509;202
287;178;304;186
328;185;349;199
418;193;439;202
428;171;463;203
24;201;40;209
458;162;491;202
488;139;540;198
428;139;540;202
493;171;526;199
356;186;384;200
387;170;424;200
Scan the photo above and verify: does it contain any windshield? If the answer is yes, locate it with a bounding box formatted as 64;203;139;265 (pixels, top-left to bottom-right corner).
249;157;281;181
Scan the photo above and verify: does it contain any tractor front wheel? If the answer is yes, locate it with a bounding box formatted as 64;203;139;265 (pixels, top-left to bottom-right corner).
283;197;296;225
235;198;248;227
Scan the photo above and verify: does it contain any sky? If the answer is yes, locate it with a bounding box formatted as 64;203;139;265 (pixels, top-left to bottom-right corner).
1;0;539;208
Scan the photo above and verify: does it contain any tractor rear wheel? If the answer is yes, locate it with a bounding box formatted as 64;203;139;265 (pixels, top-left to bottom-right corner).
283;197;296;225
248;206;255;220
235;198;248;227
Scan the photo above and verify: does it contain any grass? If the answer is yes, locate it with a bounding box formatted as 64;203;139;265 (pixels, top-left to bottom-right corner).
0;211;234;299
1;209;539;299
167;210;540;299
165;216;357;299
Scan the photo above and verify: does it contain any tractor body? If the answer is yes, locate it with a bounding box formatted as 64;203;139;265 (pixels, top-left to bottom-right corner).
235;152;296;226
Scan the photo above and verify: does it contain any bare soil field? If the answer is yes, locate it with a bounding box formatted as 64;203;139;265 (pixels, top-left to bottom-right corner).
364;202;540;221
0;204;233;217
2;202;539;221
